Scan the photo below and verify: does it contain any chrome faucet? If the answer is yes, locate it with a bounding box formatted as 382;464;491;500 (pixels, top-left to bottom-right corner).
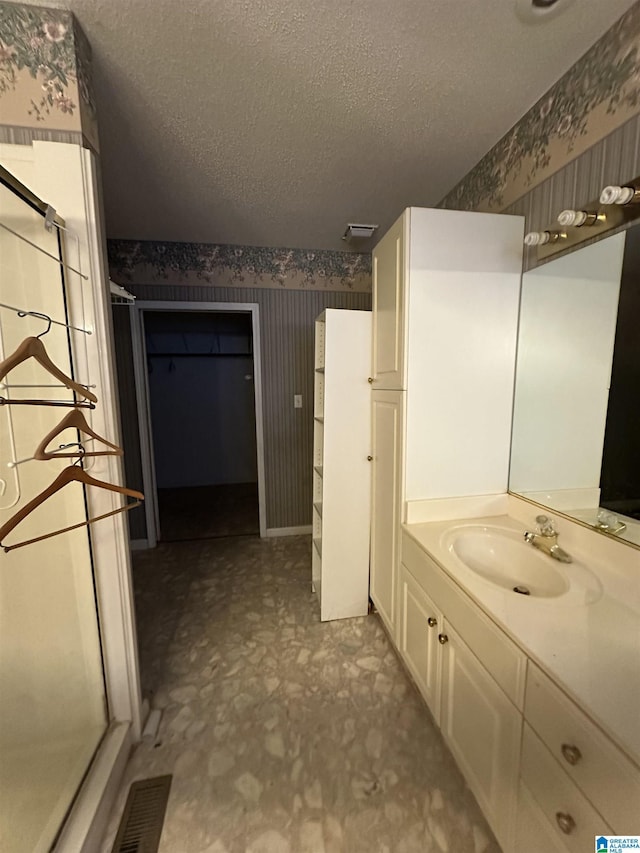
524;515;573;563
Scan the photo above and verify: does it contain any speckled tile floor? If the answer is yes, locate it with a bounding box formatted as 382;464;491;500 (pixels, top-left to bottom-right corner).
100;535;501;853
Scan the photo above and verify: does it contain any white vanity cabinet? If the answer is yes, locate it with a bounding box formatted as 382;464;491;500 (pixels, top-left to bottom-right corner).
398;527;640;853
439;619;522;848
369;207;524;638
312;309;371;621
399;531;525;850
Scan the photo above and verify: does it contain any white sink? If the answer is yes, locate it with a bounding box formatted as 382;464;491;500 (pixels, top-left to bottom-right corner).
442;525;602;603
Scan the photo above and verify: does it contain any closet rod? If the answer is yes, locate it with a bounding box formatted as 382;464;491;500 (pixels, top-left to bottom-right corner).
147;352;252;358
0;382;96;390
0;222;89;280
0;302;91;335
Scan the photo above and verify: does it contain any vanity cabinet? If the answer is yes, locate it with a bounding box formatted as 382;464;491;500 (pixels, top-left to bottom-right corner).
439;619;522;848
397;527;640;853
312;309;371;621
399;534;524;850
369;208;523;635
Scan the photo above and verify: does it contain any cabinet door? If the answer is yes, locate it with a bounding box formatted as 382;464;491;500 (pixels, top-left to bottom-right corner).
370;390;404;639
372;212;406;390
440;620;521;851
398;562;442;723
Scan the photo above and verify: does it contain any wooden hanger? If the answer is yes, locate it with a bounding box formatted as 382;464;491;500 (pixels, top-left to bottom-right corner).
0;465;143;553
34;410;123;459
0;337;98;404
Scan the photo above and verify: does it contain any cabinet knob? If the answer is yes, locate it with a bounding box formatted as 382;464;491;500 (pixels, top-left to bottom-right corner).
427;617;437;627
555;812;576;835
368;377;374;384
367;455;373;461
561;743;582;766
438;633;448;645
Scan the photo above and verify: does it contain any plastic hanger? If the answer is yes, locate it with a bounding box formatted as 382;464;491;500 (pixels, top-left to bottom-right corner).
34;410;123;460
0;317;97;404
0;461;143;553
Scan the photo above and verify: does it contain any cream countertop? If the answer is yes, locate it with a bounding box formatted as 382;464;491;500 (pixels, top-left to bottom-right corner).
403;513;640;766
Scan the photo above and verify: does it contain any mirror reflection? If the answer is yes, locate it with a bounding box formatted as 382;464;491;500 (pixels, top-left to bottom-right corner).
510;222;640;548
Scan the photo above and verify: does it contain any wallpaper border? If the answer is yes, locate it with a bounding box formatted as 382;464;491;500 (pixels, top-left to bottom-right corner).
107;240;372;292
439;3;640;213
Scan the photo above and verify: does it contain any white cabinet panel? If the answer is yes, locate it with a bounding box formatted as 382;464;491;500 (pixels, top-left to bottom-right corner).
440;620;521;850
371;213;406;390
399;562;442;722
370;390;404;637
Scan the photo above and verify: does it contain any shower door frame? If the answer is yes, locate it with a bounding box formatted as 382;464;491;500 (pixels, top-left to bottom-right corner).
0;141;144;853
130;300;268;545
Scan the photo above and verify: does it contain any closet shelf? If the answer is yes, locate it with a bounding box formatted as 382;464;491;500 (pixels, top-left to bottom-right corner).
314;465;323;477
147;352;252;358
313;537;322;557
313;501;323;517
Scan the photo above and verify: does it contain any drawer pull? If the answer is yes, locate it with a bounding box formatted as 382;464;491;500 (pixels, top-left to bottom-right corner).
368;377;374;384
438;633;448;645
367;455;373;461
555;812;576;835
427;617;437;627
561;743;582;766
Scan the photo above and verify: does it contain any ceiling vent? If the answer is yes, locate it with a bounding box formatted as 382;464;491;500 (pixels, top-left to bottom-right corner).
342;223;379;241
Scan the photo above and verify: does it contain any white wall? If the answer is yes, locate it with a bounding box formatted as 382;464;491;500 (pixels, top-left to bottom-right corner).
510;232;625;495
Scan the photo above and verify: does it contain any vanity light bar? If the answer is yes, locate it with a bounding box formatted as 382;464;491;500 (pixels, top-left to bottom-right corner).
524;173;640;261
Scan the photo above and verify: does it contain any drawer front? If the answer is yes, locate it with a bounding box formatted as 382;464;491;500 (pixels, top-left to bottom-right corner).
402;531;526;708
516;780;569;853
526;662;640;832
521;724;613;853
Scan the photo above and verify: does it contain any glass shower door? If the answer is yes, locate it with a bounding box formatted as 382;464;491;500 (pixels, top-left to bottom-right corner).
0;173;107;852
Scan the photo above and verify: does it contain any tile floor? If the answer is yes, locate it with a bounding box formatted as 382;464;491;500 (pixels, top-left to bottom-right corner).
100;535;501;853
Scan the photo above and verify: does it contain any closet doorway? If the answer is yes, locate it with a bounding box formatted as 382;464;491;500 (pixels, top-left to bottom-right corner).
131;302;266;544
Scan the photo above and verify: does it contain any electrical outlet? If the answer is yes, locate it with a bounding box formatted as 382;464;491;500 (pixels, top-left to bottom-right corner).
294;394;303;408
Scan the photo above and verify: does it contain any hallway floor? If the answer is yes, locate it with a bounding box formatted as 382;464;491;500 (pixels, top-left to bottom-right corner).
100;535;500;853
158;483;260;542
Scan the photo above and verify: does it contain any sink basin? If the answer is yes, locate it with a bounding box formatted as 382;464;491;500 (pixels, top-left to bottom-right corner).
445;526;570;598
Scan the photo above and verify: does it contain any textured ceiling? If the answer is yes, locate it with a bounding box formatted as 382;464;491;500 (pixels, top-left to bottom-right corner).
22;0;639;249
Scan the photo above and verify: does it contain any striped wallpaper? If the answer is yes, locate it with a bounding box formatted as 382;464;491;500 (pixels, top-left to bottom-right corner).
112;285;371;540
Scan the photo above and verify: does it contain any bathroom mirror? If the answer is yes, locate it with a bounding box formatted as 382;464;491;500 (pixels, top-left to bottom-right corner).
509;221;640;549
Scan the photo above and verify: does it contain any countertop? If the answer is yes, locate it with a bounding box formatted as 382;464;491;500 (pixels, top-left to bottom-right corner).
403;514;640;766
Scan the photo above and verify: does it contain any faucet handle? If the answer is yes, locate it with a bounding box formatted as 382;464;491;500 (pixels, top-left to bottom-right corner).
536;515;556;536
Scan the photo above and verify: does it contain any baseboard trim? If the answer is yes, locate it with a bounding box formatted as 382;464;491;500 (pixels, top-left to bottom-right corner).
130;538;150;551
265;525;312;538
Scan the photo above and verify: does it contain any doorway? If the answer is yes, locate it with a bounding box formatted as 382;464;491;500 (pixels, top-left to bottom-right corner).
131;302;267;544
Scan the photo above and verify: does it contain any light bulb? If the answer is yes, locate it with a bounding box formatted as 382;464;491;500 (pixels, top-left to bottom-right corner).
524;230;565;247
600;185;638;205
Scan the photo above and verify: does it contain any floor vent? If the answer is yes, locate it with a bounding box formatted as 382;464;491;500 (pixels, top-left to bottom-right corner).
111;775;172;853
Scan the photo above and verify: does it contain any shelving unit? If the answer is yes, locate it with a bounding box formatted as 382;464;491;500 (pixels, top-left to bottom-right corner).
312;309;372;621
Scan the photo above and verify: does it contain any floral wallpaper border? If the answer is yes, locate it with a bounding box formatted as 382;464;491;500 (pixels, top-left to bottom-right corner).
439;3;640;212
0;1;97;147
107;240;373;292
